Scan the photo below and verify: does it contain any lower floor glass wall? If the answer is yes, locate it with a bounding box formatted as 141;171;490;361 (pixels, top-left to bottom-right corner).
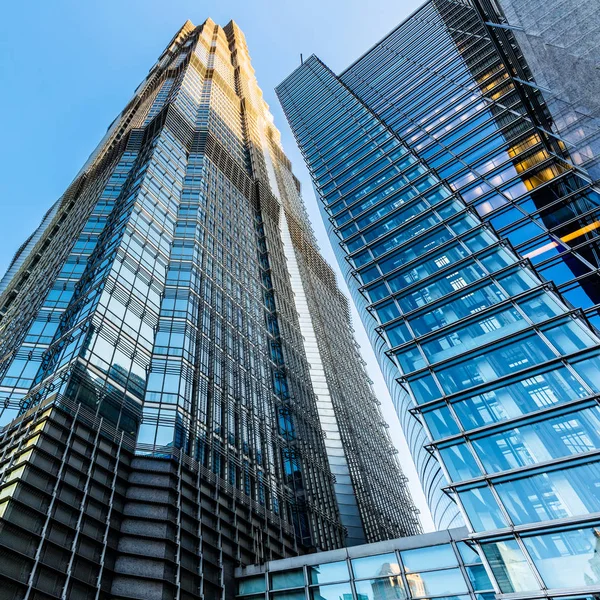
237;524;600;599
236;529;494;600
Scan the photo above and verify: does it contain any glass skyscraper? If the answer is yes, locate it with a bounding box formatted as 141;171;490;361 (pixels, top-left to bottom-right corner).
0;18;420;600
278;0;600;594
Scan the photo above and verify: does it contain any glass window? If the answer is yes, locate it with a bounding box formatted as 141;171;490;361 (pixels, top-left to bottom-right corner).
458;485;508;532
456;542;482;565
352;553;400;580
308;561;349;585
466;565;493;591
309;583;352;600
410;373;443;405
451;366;587;430
271;570;305;590
422;405;460;439
239;576;266;595
481;539;540;593
497;460;600;525
272;591;305;600
421;306;526;365
522;525;600;588
543;319;599;355
437;333;555;395
354;577;406;600
472;406;600;474
573;353;600;392
406;568;468;597
439;443;482;481
400;544;457;572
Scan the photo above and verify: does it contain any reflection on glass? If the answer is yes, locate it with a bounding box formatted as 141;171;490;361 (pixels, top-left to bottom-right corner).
522;526;600;589
481;539;539;593
400;544;457;571
497;460;600;524
451;366;587;430
456;542;482;565
352;553;400;580
354;577;406;600
466;565;493;591
439;443;482;481
309;561;349;585
472;406;600;474
458;485;507;532
271;570;305;590
406;569;468;597
309;582;353;600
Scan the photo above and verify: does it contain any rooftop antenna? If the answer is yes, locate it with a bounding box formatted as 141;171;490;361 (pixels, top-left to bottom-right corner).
300;53;303;65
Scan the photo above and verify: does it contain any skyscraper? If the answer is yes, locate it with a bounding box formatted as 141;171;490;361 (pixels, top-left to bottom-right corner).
278;0;600;594
0;18;419;600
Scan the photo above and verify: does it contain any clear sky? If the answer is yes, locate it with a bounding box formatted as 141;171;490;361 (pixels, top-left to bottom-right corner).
0;0;434;530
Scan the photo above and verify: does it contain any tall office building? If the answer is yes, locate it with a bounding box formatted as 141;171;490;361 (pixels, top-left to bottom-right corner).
278;0;600;594
0;18;420;600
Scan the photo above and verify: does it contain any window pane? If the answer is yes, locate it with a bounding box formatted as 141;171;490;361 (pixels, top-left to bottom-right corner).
456;542;482;565
309;583;352;600
522;526;600;588
466;565;493;591
271;570;305;590
272;591;305;600
400;545;457;571
308;561;349;585
352;553;400;579
439;443;482;481
481;539;540;593
239;576;266;595
406;569;468;597
458;485;508;532
496;460;600;525
355;577;406;600
472;406;600;474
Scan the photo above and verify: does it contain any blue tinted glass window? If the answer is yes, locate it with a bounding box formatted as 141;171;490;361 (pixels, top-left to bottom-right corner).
400;544;457;571
522;526;600;588
496;460;600;524
309;584;353;600
308;561;349;585
352;553;400;579
406;569;468;597
439;443;482;481
354;578;406;600
481;539;539;593
238;576;266;595
457;486;507;532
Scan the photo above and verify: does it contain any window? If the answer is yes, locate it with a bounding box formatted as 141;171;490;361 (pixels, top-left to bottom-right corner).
352;553;400;579
308;561;349;585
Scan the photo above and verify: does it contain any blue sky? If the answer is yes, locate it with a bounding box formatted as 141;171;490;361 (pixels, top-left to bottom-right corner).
0;0;434;529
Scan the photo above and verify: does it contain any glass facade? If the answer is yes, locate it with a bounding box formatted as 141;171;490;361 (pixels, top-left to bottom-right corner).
0;18;419;600
277;0;600;595
236;528;494;600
